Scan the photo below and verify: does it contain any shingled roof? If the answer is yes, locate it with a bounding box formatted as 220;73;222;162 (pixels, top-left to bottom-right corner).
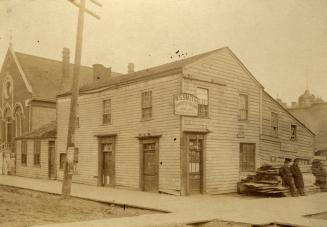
6;46;121;100
15;121;56;140
78;48;226;93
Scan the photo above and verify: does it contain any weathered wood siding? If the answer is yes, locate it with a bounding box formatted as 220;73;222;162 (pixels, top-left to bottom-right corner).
260;92;314;165
56;74;181;194
182;48;261;194
15;139;50;179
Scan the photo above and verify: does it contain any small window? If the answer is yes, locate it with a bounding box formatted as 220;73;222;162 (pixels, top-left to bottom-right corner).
142;91;152;120
34;140;41;166
59;153;66;170
102;99;111;124
197;88;208;117
21;140;27;165
291;124;297;141
271;112;278;137
239;94;248;120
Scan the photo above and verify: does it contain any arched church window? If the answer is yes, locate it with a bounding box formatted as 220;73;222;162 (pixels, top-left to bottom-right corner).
14;106;23;137
3;108;12;143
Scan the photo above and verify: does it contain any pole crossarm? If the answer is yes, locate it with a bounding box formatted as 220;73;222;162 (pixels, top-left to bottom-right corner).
90;0;102;7
68;0;101;20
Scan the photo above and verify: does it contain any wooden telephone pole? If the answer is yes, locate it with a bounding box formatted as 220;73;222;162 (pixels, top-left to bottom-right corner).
62;0;101;198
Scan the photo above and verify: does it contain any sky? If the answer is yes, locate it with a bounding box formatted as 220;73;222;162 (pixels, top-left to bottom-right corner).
0;0;326;104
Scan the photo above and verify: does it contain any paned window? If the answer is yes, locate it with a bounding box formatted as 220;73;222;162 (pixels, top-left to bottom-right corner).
59;153;66;170
291;124;297;141
239;94;248;120
34;140;41;166
103;99;111;124
21;140;27;165
142;91;152;120
271;112;279;137
197;88;208;117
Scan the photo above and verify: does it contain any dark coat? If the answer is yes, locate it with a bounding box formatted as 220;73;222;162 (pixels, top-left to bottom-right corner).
279;165;293;186
290;164;304;188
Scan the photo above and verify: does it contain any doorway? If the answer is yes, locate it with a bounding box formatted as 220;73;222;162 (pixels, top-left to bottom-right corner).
98;136;115;186
140;138;159;192
185;133;205;194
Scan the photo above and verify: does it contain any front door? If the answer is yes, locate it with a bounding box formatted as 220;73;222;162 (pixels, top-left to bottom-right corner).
48;141;56;179
99;137;115;186
142;139;159;192
186;134;204;194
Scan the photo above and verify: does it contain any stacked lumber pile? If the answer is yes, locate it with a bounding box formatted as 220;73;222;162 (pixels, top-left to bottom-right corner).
240;164;288;197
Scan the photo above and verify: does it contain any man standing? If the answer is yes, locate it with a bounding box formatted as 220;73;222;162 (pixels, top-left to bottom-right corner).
279;158;297;196
291;158;305;196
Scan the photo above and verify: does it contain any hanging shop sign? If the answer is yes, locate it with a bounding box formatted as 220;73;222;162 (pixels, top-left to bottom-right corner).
174;93;198;116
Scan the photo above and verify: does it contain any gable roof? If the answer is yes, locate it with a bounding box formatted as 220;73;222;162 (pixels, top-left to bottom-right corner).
69;47;263;95
15;121;56;139
15;52;94;100
75;48;228;94
4;46;121;101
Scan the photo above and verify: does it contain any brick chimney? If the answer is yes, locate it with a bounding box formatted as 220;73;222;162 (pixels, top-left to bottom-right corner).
60;48;71;93
93;64;105;81
128;62;134;73
93;64;111;81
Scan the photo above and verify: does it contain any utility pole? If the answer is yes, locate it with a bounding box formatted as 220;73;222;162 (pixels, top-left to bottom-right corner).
62;0;101;198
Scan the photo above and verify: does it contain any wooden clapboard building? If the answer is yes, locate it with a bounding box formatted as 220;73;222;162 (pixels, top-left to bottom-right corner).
56;47;315;195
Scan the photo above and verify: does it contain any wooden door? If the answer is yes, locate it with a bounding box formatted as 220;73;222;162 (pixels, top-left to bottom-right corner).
98;137;115;186
102;143;114;186
48;141;56;179
186;134;204;194
142;139;159;192
240;143;256;172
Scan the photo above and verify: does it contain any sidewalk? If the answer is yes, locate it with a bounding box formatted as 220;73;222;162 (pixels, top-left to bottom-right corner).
0;175;327;227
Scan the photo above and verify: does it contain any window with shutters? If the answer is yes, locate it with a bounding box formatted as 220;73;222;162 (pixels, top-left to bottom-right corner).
197;88;208;117
21;140;27;165
240;143;255;172
34;140;41;166
59;153;66;170
103;99;111;124
290;124;297;141
271;112;279;137
141;91;152;120
239;94;248;120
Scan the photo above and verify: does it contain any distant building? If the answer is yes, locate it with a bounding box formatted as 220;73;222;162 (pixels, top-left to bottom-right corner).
56;47;314;195
288;90;327;155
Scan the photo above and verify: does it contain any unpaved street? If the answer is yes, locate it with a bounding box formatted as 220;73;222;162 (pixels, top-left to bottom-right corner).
0;185;155;227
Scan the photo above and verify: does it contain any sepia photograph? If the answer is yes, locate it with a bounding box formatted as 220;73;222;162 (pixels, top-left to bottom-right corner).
0;0;326;226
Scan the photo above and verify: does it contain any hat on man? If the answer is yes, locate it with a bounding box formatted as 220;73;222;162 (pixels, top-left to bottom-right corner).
284;158;292;163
